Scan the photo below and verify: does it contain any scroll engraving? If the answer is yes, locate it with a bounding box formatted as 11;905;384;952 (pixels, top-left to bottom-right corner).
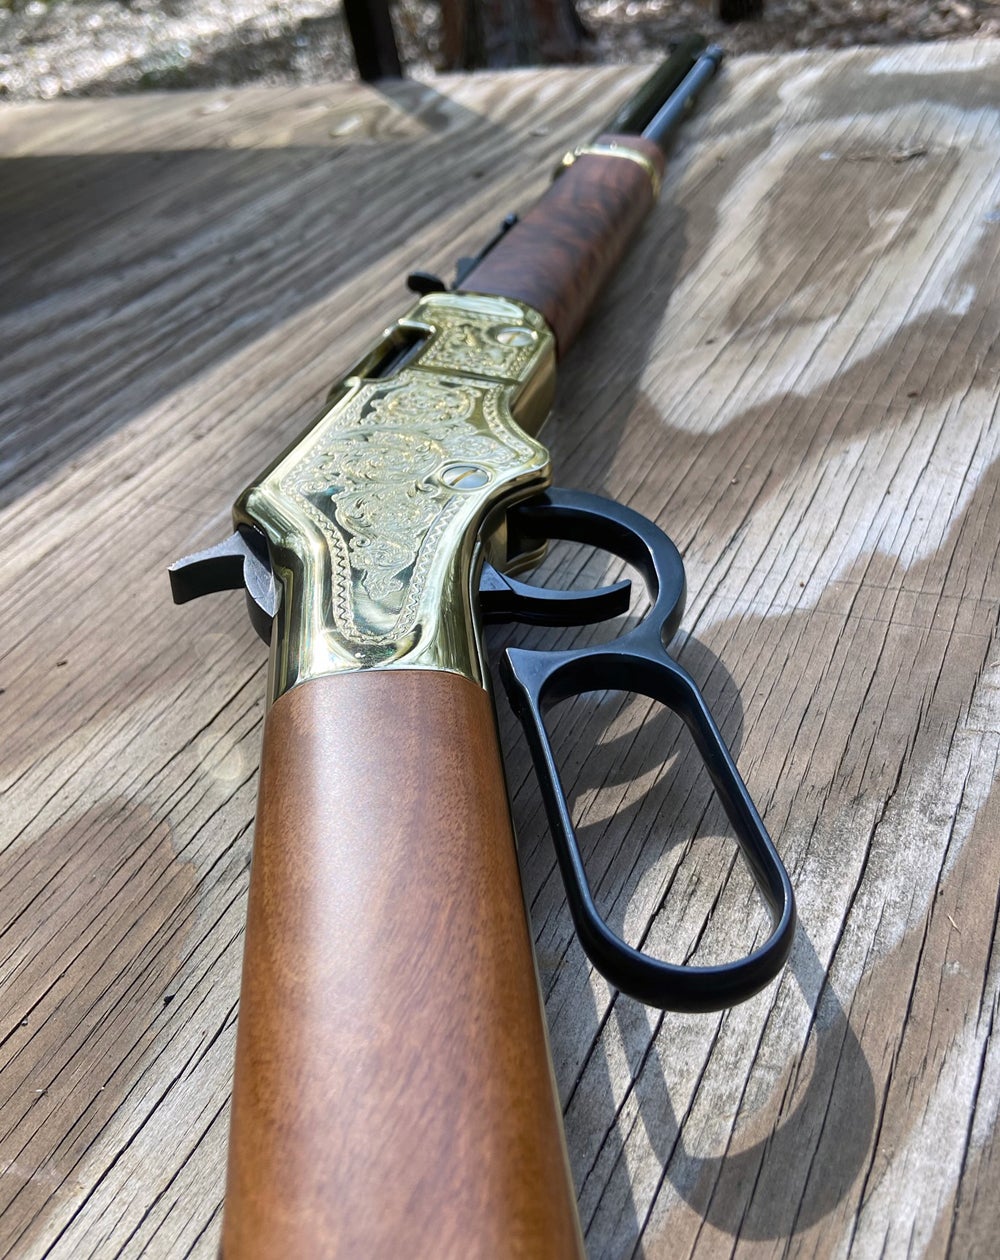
237;293;556;692
286;373;537;642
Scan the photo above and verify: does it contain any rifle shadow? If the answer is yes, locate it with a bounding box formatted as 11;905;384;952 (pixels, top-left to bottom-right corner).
630;926;873;1248
494;627;875;1255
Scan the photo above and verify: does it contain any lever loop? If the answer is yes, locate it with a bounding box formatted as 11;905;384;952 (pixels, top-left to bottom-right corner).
497;489;795;1012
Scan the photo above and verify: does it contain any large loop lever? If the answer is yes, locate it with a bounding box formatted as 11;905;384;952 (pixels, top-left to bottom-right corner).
491;489;795;1012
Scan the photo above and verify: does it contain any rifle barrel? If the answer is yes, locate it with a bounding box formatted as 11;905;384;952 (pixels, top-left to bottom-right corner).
601;34;709;137
641;45;725;153
458;37;723;356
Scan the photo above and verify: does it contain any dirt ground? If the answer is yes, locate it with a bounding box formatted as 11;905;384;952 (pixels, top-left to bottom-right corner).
1;0;998;100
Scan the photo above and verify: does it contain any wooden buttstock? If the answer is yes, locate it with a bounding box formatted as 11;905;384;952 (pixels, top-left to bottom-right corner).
223;669;584;1259
459;134;665;357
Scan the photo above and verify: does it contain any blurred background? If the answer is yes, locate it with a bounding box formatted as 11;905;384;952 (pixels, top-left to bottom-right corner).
1;0;998;103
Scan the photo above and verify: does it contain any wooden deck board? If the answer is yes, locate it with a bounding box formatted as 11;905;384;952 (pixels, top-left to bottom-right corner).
2;40;998;1258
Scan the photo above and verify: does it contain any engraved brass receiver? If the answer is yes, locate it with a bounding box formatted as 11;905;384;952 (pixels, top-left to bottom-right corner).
248;293;555;700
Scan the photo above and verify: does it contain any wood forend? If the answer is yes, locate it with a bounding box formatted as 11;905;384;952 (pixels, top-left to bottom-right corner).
222;669;584;1259
460;134;665;357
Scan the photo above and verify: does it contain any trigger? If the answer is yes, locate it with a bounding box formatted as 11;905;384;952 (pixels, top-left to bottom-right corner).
479;562;631;627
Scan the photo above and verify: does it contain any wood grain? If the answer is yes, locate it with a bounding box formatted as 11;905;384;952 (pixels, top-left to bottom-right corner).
1;40;998;1260
224;669;582;1258
460;133;664;356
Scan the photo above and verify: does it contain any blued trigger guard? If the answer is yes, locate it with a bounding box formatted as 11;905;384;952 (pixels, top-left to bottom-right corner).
501;488;687;641
479;561;632;627
496;488;796;1012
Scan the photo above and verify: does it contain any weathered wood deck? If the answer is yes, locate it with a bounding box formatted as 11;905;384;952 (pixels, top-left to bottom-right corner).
2;39;998;1258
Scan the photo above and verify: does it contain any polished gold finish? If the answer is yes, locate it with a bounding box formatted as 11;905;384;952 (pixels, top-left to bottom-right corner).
234;293;556;701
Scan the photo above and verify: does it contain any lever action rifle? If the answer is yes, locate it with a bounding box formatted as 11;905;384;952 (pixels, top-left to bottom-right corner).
171;38;795;1259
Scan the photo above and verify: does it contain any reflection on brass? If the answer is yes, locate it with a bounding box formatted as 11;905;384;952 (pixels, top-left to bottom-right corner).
578;143;661;198
557;143;661;199
234;293;556;701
